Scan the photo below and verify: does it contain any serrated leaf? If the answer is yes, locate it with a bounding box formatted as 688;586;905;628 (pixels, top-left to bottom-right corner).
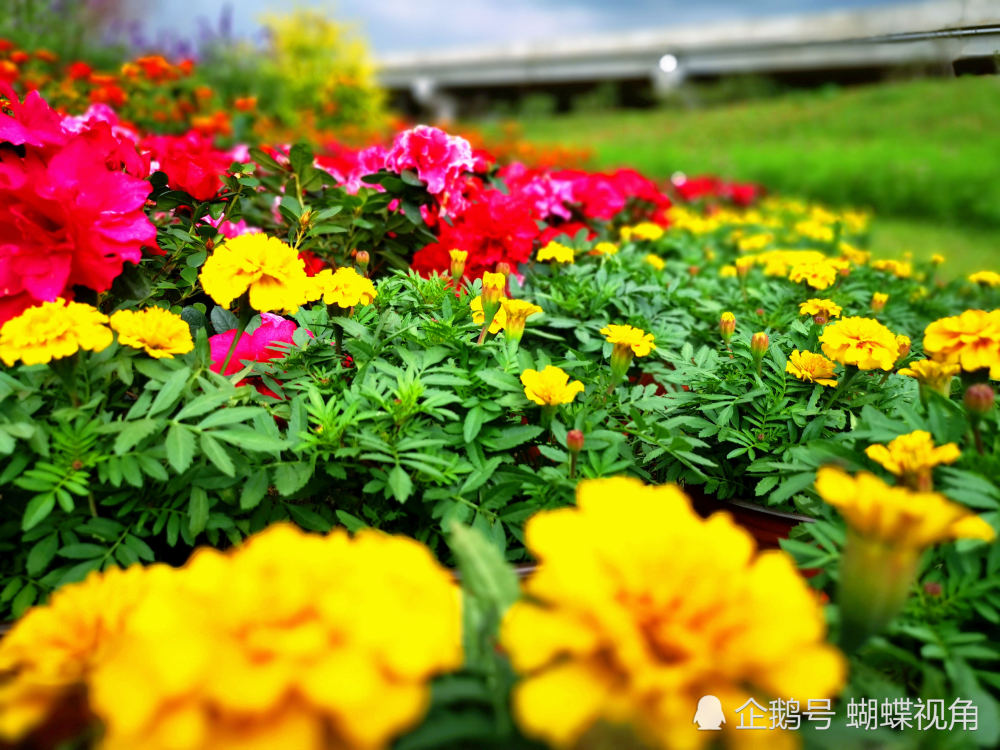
200;434;235;476
273;462;312;496
114;418;159;455
26;533;59;576
58;543;107;560
189;487;209;534
387;464;413;503
198;407;263;429
22;494;55;531
239;472;269;510
148;367;191;417
463;406;486;443
174;391;232;421
165;424;196;473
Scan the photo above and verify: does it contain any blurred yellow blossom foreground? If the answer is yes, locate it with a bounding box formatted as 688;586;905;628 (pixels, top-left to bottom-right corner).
500;476;845;750
0;524;462;750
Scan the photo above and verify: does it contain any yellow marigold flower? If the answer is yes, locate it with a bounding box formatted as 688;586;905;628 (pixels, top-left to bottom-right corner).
786;350;838;387
865;430;960;491
816;467;994;549
0;524;462;750
788;260;840;290
481;271;506;303
923;309;1000;374
306;267;377;308
501;477;845;750
620;222;664;242
536;241;575;264
734;256;755;277
898;359;959;396
871;258;912;278
644;253;665;270
737;232;772;252
470;295;507;333
520;365;584;406
794;219;835;242
719;264;737;278
110;307;194;359
969;270;1000;288
799;298;842;324
838;242;870;265
591;241;618;255
819;316;901;371
931;254;945;266
0;299;112;367
757;249;826;277
600;324;655;358
502;299;543;342
871;292;889;312
200;234;309;313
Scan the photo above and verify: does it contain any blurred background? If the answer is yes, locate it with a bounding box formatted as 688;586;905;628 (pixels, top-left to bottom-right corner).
2;0;998;271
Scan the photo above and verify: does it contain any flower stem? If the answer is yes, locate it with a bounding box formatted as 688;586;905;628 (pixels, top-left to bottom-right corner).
220;296;253;375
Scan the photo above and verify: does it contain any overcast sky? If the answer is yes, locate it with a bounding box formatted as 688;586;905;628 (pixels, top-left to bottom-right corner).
136;0;910;55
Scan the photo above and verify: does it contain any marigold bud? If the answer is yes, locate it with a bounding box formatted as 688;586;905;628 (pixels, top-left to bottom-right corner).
964;384;995;417
813;314;828;326
750;332;769;359
567;429;585;453
355;250;370;274
871;292;888;312
448;249;467;283
895;334;911;359
923;581;943;597
719;312;736;342
495;262;512;278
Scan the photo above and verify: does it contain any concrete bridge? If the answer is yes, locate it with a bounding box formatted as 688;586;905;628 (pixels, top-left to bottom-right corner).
376;0;1000;118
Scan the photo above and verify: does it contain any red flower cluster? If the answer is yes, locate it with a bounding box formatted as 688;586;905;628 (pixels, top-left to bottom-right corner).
142;130;233;201
672;174;761;206
553;167;672;222
385;125;475;214
209;314;312;398
0;87;157;323
411;186;540;280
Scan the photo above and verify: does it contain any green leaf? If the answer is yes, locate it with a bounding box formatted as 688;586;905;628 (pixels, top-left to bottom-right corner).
148;367;191;417
274;462;312;497
463;405;486;443
22;494;55;531
335;510;367;532
447;520;520;612
240;472;269;510
123;534;155;562
26;533;60;576
175;391;233;421
11;583;37;618
481;424;544;452
200;434;235;476
114;418;159;455
209;428;285;453
387;464;413;503
198;406;263;429
58;543;107;560
189;487;209;534
165;424;196;473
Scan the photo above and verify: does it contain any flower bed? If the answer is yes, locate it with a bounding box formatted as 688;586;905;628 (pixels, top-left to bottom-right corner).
1;46;999;750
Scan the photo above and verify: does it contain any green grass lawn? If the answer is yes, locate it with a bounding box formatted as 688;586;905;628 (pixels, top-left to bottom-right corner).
482;77;1000;275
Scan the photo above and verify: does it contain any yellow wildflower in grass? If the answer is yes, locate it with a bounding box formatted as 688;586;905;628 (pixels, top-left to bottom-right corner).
0;524;462;750
871;259;912;279
590;241;618;256
0;299;112;367
470;295;507;334
865;430;960;491
923;309;1000;375
788;260;840;290
799;298;842;325
643;253;665;271
109;307;194;359
620;222;664;242
968;271;1000;288
786;350;839;387
500;477;845;750
871;292;889;312
199;234;310;313
307;266;377;308
501;299;543;343
819;316;901;371
520;365;584;406
816;466;995;651
536;241;575;264
898;359;960;397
